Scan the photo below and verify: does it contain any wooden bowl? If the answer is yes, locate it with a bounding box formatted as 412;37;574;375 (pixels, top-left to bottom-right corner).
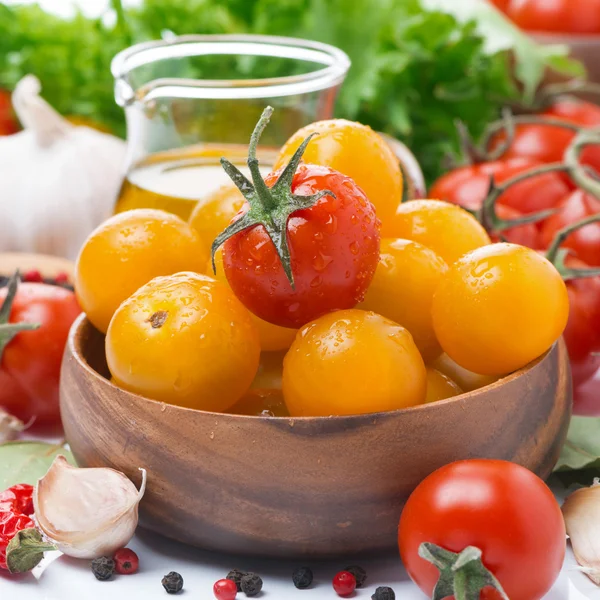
61;315;572;558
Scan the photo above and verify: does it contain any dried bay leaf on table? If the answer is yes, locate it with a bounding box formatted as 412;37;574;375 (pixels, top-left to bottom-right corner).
0;441;76;489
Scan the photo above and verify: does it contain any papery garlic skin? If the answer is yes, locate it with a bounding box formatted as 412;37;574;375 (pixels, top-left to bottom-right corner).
562;479;600;586
0;409;25;443
0;75;126;260
34;455;146;559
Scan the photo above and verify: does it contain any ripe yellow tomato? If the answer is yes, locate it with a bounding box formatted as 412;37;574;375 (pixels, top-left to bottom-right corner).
432;244;569;375
76;209;207;333
228;389;289;417
210;249;297;351
430;353;499;392
106;272;260;412
189;184;245;258
273;119;403;228
386;200;491;264
283;309;426;416
359;239;447;361
425;367;463;403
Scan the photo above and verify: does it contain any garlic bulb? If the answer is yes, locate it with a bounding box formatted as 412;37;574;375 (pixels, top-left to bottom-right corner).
0;75;126;260
562;479;600;585
34;455;146;559
0;408;26;443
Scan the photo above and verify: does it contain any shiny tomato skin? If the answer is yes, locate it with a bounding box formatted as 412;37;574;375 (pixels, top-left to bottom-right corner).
507;0;600;34
399;460;566;600
574;373;600;416
222;164;381;329
572;353;600;389
0;283;81;425
539;190;600;267
430;157;569;215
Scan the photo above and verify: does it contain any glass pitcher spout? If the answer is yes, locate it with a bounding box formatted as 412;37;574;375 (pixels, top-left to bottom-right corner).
111;35;350;220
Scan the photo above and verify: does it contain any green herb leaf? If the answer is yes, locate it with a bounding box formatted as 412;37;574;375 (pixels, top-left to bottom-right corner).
555;416;600;472
0;441;75;489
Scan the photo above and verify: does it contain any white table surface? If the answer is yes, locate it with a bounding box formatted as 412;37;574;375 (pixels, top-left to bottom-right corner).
0;526;597;599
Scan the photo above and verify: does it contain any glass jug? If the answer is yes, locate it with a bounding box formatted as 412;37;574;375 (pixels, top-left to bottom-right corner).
111;34;351;220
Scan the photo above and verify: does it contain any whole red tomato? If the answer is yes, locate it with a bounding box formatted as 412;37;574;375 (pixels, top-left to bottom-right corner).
430;157;569;215
216;108;380;329
493;100;600;179
506;0;600;34
399;460;565;600
0;277;81;425
539;190;600;266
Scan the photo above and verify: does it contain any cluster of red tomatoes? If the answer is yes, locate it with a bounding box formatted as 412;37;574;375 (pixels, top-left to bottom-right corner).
431;94;600;414
73;106;571;421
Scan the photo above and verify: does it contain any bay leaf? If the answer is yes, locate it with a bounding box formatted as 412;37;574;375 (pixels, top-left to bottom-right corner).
555;416;600;472
0;441;76;489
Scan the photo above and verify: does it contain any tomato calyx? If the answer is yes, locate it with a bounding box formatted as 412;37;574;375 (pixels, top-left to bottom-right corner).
211;106;335;288
0;272;40;358
546;213;600;280
419;542;508;600
5;528;57;573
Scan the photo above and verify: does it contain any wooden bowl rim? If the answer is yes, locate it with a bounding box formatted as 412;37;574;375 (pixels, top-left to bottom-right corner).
66;313;555;423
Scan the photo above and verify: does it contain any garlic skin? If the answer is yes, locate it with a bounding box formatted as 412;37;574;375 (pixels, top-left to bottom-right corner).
34;455;146;559
562;479;600;585
0;75;126;260
0;409;25;443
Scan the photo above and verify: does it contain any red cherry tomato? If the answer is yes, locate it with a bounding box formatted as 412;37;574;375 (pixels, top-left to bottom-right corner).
332;571;356;597
0;90;18;136
430;157;569;215
223;164;380;328
494;100;600;180
0;281;81;425
572;353;600;390
539;190;600;267
213;578;237;600
506;0;600;34
399;460;566;600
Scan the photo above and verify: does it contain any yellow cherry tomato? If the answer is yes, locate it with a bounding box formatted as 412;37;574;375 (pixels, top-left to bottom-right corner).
432;243;569;375
210;249;297;351
106;272;260;412
274;119;403;227
386;200;491;264
228;389;289;417
430;353;500;392
359;238;448;361
76;209;207;333
425;367;463;403
283;309;426;416
189;184;245;258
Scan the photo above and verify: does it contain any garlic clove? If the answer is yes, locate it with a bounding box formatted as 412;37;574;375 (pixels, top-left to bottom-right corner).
0;408;26;443
34;455;146;559
562;478;600;585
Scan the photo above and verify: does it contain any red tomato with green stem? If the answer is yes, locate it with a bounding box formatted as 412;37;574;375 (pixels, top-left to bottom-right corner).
506;0;600;34
539;189;600;266
430;157;569;215
492;100;600;179
399;460;566;600
0;273;81;426
213;107;381;329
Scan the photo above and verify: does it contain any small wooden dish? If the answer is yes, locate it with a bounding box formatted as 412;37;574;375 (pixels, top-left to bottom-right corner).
61;315;572;558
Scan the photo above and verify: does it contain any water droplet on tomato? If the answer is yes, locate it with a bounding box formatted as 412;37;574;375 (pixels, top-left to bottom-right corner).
358;196;367;208
314;231;324;241
364;215;372;224
313;252;333;271
325;213;338;234
349;242;359;255
345;270;351;279
350;214;358;225
310;276;322;288
288;302;300;313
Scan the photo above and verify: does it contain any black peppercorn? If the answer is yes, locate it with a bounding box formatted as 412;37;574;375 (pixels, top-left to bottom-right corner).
227;568;248;592
162;571;184;594
292;566;313;589
241;572;263;597
91;556;115;581
344;565;367;588
372;586;395;600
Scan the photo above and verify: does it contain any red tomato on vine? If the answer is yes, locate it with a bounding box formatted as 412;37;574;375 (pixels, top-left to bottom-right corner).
213;107;381;329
